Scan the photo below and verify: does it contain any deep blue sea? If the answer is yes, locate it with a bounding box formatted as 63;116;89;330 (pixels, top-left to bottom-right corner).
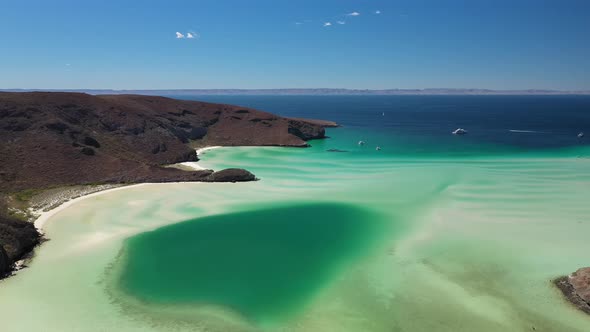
170;95;590;153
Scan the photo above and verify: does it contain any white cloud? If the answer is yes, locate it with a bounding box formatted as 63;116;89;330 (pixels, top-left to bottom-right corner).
337;21;346;25
375;10;381;14
347;12;360;16
324;22;332;27
176;31;198;40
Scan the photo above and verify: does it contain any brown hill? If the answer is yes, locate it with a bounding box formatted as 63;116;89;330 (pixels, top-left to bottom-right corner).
0;92;332;192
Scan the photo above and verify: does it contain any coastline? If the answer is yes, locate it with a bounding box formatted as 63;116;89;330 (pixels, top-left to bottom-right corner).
33;146;225;232
1;122;328;279
32;184;148;232
7;184;144;273
197;146;223;156
177;146;222;170
0;92;335;287
2;93;590;331
10;146;225;275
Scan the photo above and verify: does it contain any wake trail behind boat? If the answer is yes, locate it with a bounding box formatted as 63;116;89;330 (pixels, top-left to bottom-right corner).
509;129;548;134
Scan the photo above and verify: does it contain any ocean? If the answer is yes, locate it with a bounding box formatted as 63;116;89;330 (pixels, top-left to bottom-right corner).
0;95;589;331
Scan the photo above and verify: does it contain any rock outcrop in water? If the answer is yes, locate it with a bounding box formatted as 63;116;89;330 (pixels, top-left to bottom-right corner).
554;267;590;315
207;168;256;182
0;208;40;277
0;92;335;279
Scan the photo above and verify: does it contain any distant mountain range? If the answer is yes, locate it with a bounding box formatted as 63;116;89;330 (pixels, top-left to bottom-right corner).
2;88;590;95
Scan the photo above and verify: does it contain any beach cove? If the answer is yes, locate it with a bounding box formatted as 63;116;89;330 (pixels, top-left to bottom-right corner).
0;95;589;331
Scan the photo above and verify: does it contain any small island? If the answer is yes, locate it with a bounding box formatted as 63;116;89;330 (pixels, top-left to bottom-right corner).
554;267;590;315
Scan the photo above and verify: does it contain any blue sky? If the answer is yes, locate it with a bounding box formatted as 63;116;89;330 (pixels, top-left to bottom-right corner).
1;0;589;90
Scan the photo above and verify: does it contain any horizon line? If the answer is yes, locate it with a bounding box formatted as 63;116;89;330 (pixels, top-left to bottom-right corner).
2;88;590;95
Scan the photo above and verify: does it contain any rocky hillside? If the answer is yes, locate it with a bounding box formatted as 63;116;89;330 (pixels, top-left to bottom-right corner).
0;92;334;192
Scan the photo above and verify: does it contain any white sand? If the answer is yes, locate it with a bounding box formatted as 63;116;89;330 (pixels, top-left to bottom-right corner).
33;147;223;232
33;184;148;231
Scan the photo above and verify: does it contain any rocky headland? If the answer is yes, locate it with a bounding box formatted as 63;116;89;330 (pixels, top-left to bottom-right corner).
554;267;590;315
0;92;335;278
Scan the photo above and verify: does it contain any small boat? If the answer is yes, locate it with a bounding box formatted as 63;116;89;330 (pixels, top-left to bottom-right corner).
452;128;467;135
578;132;585;138
376;146;381;151
382;112;385;116
358;140;365;146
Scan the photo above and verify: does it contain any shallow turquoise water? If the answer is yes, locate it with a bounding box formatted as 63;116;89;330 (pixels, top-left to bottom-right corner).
108;127;590;329
108;96;590;330
118;203;388;325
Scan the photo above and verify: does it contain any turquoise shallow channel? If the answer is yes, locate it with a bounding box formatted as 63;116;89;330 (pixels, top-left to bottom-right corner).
117;203;388;325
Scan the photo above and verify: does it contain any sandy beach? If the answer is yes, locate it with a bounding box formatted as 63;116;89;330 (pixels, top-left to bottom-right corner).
32;147;223;231
32;184;148;231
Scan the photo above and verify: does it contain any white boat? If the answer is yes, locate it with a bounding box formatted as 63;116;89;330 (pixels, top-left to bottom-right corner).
376;146;381;151
452;128;467;135
358;140;366;146
578;132;585;138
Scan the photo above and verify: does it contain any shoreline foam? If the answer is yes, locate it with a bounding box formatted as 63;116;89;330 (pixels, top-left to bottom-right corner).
197;146;223;156
177;146;222;170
